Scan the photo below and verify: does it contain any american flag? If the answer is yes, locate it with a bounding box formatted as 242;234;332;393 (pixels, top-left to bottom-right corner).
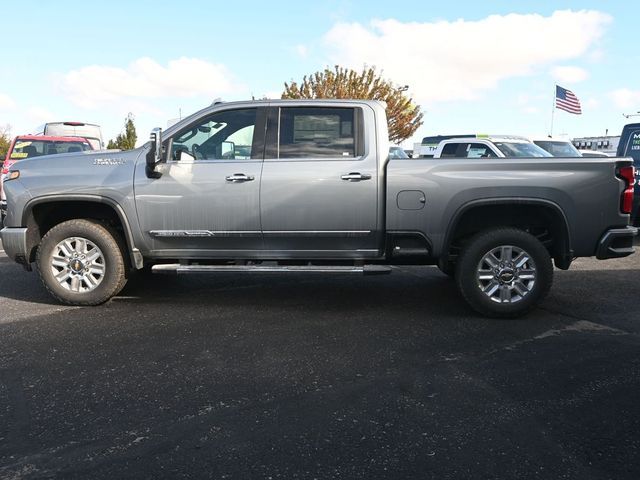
555;85;582;114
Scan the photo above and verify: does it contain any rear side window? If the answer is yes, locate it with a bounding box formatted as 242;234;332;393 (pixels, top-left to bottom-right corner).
278;107;360;159
439;143;459;158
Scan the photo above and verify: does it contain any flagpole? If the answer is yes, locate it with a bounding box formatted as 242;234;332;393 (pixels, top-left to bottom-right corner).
550;85;556;137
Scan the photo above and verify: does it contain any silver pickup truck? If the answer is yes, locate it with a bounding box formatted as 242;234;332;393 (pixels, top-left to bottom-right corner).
1;99;637;317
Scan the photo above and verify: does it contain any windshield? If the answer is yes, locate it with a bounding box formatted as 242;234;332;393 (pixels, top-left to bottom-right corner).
10;139;93;159
494;142;553;157
534;140;581;157
389;147;409;159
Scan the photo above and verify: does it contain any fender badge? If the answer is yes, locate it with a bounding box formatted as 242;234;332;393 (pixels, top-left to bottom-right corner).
93;158;125;166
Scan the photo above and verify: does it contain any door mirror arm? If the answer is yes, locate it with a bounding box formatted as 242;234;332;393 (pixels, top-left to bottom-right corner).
146;127;163;179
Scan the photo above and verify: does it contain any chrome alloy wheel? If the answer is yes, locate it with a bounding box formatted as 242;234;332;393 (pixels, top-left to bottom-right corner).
476;245;536;304
50;237;106;293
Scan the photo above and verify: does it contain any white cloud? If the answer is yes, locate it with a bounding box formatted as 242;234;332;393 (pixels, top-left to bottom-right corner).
294;44;309;58
58;57;242;108
26;107;56;127
323;10;611;104
609;88;640;109
583;97;600;110
0;93;16;110
551;66;589;84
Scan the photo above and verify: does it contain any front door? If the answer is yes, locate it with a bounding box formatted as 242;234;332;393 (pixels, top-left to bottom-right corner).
260;105;380;257
134;107;266;257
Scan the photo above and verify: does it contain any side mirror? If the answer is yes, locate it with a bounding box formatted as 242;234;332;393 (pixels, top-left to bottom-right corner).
146;127;163;178
221;141;235;159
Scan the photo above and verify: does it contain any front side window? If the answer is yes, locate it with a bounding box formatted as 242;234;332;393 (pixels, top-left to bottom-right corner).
465;143;497;158
278;107;357;159
494;142;553;158
171;108;258;161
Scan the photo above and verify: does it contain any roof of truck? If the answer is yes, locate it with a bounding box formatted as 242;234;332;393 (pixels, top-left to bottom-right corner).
15;134;91;143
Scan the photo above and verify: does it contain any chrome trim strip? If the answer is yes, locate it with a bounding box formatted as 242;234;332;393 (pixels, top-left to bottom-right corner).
149;230;261;238
149;230;372;238
263;230;372;236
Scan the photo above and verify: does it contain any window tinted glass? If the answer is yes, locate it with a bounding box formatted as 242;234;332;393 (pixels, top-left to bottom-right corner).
466;143;496;158
389;147;409;159
279;107;356;159
171;108;257;161
494;142;553;157
440;143;459;158
534;140;581;157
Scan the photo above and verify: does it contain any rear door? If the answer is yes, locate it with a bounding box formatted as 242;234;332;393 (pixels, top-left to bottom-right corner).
259;104;381;257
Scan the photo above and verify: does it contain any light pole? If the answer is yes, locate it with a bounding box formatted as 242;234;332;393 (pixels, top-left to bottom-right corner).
622;111;640;119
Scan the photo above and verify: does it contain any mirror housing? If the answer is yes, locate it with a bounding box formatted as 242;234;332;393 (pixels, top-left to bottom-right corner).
146;127;163;178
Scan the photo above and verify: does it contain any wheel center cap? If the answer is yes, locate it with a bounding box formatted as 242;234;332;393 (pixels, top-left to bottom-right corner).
499;269;515;283
69;259;85;273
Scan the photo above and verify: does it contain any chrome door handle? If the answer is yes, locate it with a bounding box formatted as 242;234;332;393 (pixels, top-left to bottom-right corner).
225;173;255;182
341;172;372;181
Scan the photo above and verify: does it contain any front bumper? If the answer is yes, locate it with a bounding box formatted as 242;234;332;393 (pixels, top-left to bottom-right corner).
0;227;30;266
596;226;638;260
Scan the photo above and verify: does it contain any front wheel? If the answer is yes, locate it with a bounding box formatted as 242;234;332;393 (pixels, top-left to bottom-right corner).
455;228;553;318
36;219;128;305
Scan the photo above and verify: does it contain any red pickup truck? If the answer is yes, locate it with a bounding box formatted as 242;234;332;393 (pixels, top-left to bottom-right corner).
1;135;94;225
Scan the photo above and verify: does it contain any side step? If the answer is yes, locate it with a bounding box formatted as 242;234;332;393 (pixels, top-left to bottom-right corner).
151;264;392;276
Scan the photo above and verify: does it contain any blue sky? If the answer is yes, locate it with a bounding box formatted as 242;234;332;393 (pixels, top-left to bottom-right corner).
1;1;638;148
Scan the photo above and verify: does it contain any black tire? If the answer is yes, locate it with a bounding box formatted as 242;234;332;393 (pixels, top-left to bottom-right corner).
36;219;128;305
455;228;553;318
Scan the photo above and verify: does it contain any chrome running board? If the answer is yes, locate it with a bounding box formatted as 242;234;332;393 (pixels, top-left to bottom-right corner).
151;264;392;275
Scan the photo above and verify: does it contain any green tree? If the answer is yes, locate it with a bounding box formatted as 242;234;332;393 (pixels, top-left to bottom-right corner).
282;66;423;143
0;124;12;160
107;114;137;150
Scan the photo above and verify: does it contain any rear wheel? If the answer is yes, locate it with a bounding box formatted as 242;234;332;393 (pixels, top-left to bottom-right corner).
455;228;553;318
36;219;127;305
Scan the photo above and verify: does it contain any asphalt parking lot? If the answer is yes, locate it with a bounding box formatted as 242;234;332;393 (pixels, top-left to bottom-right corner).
1;240;639;479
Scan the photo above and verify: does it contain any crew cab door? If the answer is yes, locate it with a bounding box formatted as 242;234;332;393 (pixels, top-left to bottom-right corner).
134;107;266;255
259;105;381;257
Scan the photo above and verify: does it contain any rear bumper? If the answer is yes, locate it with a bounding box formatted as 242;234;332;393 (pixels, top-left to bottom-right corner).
0;227;30;266
596;226;638;259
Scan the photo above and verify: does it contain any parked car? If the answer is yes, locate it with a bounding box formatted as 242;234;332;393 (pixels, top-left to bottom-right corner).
34;121;104;150
1;135;93;225
617;123;640;225
0;100;636;317
531;137;582;157
413;134;476;158
433;136;552;158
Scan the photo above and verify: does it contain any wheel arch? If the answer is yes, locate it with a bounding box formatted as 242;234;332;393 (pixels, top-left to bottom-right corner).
442;198;573;270
22;194;142;269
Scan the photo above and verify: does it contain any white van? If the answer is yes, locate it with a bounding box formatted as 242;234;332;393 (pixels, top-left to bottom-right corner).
34;122;104;150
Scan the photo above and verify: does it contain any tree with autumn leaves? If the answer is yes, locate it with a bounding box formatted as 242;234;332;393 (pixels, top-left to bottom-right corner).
282;66;423;144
